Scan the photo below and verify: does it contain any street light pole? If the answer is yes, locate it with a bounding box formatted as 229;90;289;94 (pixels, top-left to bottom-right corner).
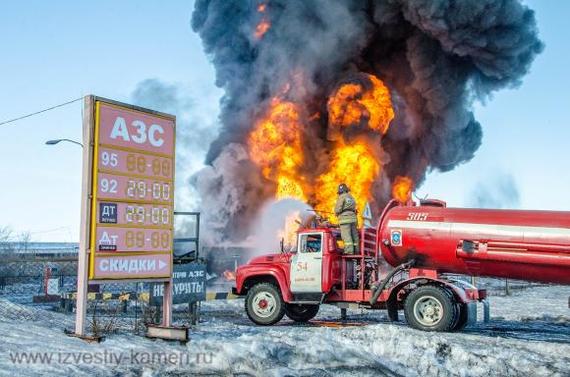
45;138;84;148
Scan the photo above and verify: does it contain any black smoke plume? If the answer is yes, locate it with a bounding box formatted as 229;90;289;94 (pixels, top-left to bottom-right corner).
191;0;543;242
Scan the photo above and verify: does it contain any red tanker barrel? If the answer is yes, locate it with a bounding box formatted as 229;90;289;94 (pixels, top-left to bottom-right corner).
377;200;570;285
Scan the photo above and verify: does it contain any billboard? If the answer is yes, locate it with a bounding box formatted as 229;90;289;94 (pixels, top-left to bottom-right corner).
149;263;207;305
88;99;176;280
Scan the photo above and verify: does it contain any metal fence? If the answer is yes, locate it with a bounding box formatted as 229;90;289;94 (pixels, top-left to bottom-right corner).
0;254;77;303
0;253;203;336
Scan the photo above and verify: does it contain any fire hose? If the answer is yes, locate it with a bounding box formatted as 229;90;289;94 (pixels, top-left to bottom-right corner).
369;259;415;305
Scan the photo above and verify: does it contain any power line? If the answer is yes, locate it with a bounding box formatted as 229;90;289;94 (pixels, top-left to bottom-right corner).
29;226;72;235
0;96;84;127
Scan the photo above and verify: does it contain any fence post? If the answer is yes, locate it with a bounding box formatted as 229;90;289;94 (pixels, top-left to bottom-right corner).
505;278;511;296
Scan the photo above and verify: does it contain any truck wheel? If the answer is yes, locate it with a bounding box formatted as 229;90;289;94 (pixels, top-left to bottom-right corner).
404;285;458;332
452;303;469;332
245;283;285;326
285;304;319;322
386;299;399;322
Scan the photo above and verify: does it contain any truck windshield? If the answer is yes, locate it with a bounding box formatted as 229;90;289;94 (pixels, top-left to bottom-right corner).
299;234;322;253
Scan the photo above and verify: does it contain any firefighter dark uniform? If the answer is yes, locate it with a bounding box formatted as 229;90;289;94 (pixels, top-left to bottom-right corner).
334;184;359;254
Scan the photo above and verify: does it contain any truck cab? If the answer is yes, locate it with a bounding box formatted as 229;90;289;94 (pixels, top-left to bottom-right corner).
233;207;487;332
233;225;345;324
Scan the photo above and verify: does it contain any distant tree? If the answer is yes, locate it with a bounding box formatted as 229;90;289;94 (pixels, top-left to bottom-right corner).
0;226;14;252
16;231;32;252
0;226;11;241
0;227;32;253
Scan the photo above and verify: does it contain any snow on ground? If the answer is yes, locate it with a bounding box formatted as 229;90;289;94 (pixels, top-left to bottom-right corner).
0;285;569;377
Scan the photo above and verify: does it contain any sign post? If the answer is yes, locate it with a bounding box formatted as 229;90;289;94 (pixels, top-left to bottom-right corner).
74;95;182;340
75;95;96;337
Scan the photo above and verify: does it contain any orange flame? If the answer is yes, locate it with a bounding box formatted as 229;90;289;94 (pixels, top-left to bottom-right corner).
315;141;380;222
255;19;271;39
317;73;395;221
392;176;413;203
248;98;306;200
328;74;394;134
247;72;409;225
223;270;236;281
254;3;270;39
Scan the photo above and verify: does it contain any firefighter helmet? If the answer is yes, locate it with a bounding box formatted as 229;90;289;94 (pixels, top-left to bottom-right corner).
338;183;349;194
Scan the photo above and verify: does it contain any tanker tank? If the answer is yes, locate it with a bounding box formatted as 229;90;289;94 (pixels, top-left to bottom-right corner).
377;199;570;285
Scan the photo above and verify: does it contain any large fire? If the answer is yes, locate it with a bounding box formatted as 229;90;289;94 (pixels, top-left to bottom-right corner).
247;72;413;223
247;98;306;201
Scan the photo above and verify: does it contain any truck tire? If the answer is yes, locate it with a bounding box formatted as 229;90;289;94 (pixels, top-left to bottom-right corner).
285;304;319;322
245;283;285;326
404;285;458;332
452;303;469;332
386;298;399;322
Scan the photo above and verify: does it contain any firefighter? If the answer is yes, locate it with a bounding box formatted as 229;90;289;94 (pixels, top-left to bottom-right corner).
334;183;360;254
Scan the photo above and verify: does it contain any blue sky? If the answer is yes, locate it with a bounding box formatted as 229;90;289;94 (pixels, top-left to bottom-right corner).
0;0;568;241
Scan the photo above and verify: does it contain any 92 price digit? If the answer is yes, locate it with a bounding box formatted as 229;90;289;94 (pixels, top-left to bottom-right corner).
100;178;118;194
125;180;170;201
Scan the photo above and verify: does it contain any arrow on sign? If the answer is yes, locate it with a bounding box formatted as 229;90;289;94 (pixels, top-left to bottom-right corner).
93;254;171;278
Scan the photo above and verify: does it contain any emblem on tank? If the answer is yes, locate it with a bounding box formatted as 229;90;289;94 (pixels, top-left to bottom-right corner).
391;229;403;246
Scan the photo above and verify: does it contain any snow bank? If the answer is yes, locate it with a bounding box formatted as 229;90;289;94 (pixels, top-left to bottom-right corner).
0;285;568;376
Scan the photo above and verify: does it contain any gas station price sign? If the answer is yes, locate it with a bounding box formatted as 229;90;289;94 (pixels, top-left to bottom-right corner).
88;99;176;280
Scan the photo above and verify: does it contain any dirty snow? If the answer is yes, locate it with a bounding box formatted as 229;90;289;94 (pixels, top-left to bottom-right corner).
0;285;568;376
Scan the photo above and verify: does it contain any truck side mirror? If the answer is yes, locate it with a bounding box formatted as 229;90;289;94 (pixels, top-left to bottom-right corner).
280;237;285;253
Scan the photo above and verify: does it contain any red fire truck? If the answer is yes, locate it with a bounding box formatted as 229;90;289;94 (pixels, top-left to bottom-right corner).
233;199;570;331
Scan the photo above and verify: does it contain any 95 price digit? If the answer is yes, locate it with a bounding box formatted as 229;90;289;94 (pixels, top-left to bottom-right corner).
98;148;173;179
